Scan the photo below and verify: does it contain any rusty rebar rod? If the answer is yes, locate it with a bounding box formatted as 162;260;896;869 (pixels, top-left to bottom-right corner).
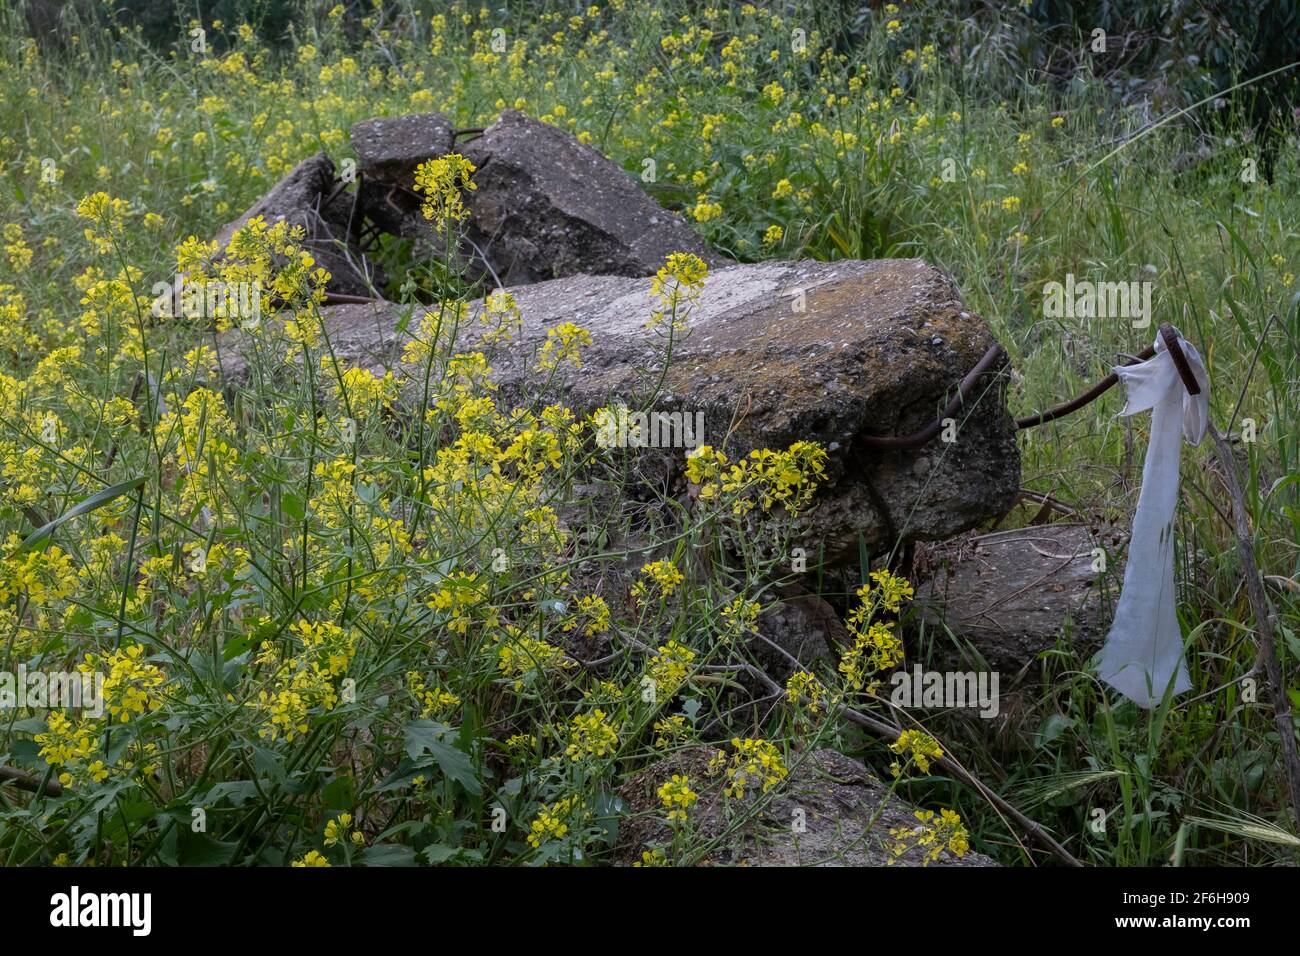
1014;344;1155;431
855;344;1008;449
321;291;384;305
860;323;1199;447
1017;323;1199;429
1159;322;1202;395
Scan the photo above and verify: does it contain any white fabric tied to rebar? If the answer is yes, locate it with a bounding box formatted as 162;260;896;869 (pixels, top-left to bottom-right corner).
1097;328;1209;708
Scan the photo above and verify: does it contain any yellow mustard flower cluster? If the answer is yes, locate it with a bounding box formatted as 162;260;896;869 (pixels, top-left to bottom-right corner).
869;569;915;612
155;386;242;516
184;540;249;583
718;595;762;640
322;359;400;417
303;457;414;607
721;738;788;799
407;670;462;720
562;593;611;637
631;559;684;600
249;620;357;741
839;620;904;694
75;192;132;255
0;542;78;607
887;808;970;865
504;733;537;760
785;670;827;714
189;215;325;334
81;645;166;723
653;715;690;749
323;813;365;848
890;729;944;776
0;286;41;357
685;441;828;516
3;223;33;271
496;627;572;687
415;371;581;587
646;639;696;697
427;572;495;636
527;795;585;849
413;153;477;230
479;288;523;345
647;252;709;332
657;774;698;824
838;573;912;693
581;678;626;707
400;301;467;367
564;709;620;761
537;321;593;371
35;712;108;789
691;199;722;223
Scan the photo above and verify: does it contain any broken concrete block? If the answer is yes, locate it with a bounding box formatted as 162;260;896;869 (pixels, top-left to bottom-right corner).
219;258;1021;561
754;587;844;680
916;523;1114;672
213;152;381;297
350;112;455;235
461;109;726;284
617;747;997;866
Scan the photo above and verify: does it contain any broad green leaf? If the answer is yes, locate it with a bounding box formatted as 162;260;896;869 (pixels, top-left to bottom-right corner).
361;844;417;867
11;476;145;555
403;720;482;795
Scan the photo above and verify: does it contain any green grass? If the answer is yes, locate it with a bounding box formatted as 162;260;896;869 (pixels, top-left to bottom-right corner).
0;0;1296;867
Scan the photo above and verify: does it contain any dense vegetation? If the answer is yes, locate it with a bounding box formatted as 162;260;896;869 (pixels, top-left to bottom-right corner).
0;0;1296;866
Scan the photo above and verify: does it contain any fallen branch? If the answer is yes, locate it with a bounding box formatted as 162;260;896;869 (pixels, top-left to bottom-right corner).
748;629;1082;866
837;704;1081;867
0;764;62;797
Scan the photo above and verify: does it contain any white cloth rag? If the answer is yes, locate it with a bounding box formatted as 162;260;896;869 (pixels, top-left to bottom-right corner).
1097;328;1209;708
